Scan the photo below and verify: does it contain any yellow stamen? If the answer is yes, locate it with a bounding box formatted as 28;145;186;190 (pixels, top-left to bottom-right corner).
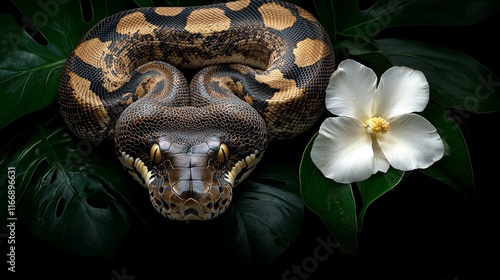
366;117;390;134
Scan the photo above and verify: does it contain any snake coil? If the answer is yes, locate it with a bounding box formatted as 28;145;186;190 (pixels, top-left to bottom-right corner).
58;0;335;220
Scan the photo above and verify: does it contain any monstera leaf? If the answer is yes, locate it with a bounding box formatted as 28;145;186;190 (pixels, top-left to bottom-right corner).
0;111;133;257
221;164;304;268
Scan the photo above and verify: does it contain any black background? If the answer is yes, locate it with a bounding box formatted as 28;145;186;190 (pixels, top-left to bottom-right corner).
2;0;500;279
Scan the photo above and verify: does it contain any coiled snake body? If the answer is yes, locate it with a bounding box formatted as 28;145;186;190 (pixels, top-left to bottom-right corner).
58;0;335;220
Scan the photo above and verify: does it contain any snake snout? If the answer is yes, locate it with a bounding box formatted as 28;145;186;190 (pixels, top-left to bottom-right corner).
150;177;233;221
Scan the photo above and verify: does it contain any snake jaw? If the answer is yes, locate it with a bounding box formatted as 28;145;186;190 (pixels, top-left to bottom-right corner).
224;150;262;186
118;151;154;188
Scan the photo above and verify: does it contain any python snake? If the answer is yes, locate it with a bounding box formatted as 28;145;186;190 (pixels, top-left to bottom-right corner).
58;0;335;220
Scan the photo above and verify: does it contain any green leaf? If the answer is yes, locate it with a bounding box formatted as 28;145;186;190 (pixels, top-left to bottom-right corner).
220;163;304;268
334;0;500;40
0;0;136;128
326;0;500;71
356;168;404;230
336;36;393;74
376;38;500;113
20;169;128;258
312;0;337;42
299;133;359;256
0;111;135;257
420;104;476;201
372;0;500;27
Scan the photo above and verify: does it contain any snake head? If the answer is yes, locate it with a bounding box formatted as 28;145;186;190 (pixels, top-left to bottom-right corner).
118;135;264;220
115;95;268;221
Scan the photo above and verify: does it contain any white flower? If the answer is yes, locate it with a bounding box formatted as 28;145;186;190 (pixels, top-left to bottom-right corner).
311;59;445;184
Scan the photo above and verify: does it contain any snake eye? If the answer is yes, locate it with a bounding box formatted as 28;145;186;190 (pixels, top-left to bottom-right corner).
150;143;162;164
217;143;230;163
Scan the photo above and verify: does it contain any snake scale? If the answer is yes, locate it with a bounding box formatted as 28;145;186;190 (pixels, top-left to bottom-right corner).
58;0;335;220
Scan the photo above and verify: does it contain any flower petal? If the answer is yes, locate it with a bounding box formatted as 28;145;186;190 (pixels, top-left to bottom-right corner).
311;117;375;184
374;66;429;119
372;138;391;174
325;59;377;121
378;113;444;171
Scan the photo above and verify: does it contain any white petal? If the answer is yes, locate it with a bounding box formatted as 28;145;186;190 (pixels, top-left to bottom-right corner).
325;59;377;122
311;117;375;184
372;139;391;174
378;113;444;171
374;66;429;119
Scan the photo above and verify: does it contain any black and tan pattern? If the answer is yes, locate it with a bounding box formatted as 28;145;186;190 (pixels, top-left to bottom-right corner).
58;0;335;220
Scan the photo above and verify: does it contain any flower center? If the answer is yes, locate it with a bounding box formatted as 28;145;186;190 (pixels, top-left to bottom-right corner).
366;117;390;134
